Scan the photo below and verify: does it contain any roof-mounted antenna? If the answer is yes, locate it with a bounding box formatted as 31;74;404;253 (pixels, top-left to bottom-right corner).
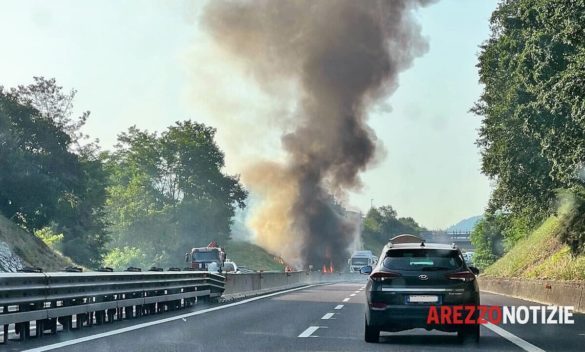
420;240;426;247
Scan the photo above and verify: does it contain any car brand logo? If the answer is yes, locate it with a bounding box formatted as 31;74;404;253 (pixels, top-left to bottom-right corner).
418;274;429;280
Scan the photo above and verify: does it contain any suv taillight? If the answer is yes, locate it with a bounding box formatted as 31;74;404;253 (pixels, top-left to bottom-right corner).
370;271;401;282
446;271;476;282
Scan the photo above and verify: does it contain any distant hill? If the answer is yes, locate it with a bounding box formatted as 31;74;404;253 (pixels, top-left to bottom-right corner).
0;214;75;272
446;215;482;233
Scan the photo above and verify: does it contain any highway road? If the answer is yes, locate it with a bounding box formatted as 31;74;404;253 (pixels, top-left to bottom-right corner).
8;281;584;352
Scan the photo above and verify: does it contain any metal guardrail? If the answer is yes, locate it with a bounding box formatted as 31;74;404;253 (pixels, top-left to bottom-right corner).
0;271;225;344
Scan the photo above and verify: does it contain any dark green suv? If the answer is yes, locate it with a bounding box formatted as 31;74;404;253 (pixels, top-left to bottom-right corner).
360;234;480;343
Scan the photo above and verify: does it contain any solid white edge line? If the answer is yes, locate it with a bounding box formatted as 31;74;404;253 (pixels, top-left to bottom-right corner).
342;298;350;302
334;305;343;310
484;323;546;352
22;284;316;352
298;326;320;338
321;313;334;320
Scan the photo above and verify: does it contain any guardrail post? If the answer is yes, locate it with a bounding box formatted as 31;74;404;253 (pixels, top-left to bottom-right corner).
2;323;8;344
16;303;33;341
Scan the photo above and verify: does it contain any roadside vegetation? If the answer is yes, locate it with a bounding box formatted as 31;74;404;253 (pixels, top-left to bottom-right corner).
361;205;426;255
1;78;247;270
471;0;585;279
483;197;585;280
224;240;286;271
0;213;75;271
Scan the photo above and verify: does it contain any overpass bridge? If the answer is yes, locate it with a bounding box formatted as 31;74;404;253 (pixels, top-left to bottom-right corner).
419;231;474;251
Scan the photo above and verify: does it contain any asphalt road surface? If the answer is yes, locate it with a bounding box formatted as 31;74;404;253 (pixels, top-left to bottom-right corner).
8;282;584;352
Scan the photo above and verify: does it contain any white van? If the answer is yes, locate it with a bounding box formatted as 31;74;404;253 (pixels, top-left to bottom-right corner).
348;250;378;273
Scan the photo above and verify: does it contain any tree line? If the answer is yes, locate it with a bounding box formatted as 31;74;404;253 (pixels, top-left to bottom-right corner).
471;0;585;267
362;205;426;247
0;77;247;269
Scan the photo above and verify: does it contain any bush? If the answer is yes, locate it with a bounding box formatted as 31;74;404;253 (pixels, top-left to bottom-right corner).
103;246;146;271
470;215;506;269
34;227;64;250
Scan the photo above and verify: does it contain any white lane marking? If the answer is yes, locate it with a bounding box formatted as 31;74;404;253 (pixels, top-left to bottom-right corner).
342;297;350;302
22;285;315;352
484;323;546;352
298;326;320;338
334;305;344;310
321;313;334;320
350;293;356;297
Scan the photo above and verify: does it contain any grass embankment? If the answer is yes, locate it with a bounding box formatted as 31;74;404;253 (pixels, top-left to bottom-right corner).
224;240;286;271
0;214;76;271
484;209;585;280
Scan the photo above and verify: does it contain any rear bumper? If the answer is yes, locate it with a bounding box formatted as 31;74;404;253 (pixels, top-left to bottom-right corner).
366;303;479;332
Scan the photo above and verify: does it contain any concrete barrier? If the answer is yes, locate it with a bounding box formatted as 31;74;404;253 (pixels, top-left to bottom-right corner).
479;277;585;313
222;271;364;296
223;271;312;295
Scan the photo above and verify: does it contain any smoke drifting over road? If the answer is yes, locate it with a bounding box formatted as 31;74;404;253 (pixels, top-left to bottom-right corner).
202;0;433;269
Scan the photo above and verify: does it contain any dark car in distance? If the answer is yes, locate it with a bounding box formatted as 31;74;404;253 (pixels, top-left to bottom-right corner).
360;234;480;343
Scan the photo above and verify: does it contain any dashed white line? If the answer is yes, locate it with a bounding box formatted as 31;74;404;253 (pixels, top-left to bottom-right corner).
342;298;350;302
350;293;356;297
334;305;344;310
298;326;320;338
484;323;546;352
321;313;335;320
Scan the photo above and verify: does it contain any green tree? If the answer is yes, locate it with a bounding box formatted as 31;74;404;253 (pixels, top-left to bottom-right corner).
103;246;146;271
0;78;108;266
470;214;506;269
474;0;585;252
363;205;425;240
105;121;247;268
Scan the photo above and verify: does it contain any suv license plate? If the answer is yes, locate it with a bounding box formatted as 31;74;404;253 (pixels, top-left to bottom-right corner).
408;295;438;303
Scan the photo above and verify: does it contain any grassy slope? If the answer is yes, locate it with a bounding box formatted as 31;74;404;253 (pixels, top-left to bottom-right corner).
484;212;585;280
224;240;286;271
0;214;75;271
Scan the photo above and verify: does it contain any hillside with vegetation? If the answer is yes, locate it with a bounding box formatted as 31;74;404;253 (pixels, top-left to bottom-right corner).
0;213;75;272
471;0;585;279
225;240;286;271
1;78;247;271
482;198;585;280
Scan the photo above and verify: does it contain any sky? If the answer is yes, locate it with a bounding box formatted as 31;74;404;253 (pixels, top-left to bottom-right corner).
0;0;498;229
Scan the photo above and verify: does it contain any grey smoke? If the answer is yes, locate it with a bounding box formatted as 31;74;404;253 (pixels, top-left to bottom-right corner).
203;0;433;269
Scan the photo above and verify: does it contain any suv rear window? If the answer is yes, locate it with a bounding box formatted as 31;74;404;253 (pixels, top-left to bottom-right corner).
382;249;463;271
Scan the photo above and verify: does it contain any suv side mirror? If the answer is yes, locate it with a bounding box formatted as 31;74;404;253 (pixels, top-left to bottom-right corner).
469;266;480;275
359;265;373;275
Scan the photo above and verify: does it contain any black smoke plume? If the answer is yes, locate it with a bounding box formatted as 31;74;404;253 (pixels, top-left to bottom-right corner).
202;0;433;269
